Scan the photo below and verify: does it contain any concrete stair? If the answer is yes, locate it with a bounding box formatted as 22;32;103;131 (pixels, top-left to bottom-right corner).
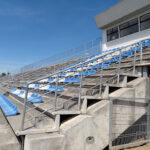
1;47;150;149
0;108;21;150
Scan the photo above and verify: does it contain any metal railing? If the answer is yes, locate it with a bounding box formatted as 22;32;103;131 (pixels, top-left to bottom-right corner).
0;37;102;88
20;37;102;73
109;97;150;150
20;38;147;131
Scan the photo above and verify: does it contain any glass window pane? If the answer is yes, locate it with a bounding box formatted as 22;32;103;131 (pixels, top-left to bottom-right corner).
140;20;150;31
107;26;119;42
120;18;139;37
120;22;128;30
140;13;150;22
129;18;138;26
113;27;118;32
140;13;150;31
120;24;139;37
107;29;112;35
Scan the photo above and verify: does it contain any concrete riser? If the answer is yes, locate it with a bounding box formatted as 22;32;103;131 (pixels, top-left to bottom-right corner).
23;77;150;150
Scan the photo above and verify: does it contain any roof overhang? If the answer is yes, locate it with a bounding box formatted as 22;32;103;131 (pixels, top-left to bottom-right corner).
95;0;150;29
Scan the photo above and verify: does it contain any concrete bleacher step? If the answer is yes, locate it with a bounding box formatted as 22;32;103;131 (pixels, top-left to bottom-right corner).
2;43;150;149
121;53;150;64
5;94;56;136
0;108;21;150
21;77;148;150
13;59;78;83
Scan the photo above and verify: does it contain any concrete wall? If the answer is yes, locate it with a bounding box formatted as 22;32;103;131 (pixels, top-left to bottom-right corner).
61;115;102;150
24;133;65;150
110;78;150;141
24;77;150;150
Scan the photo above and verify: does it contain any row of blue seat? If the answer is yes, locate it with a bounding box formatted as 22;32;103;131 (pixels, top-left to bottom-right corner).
12;39;150;97
10;89;42;103
0;94;18;116
42;40;149;82
21;41;146;88
41;85;63;92
62;40;150;73
22;84;63;92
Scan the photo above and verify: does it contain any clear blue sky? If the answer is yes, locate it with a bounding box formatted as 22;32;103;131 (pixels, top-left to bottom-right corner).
0;0;120;73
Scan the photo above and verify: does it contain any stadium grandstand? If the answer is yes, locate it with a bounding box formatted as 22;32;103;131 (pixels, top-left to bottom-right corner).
1;0;150;150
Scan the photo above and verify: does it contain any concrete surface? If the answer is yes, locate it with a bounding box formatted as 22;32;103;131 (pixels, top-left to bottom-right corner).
0;109;20;150
6;95;55;134
24;133;64;150
23;77;149;150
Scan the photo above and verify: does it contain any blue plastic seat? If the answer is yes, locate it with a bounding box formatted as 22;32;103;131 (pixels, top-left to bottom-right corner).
45;85;63;92
17;90;25;96
47;78;54;83
10;88;17;93
103;63;110;68
77;70;96;76
143;40;150;47
27;94;42;103
121;50;133;57
69;68;77;72
91;64;102;69
59;73;66;77
105;57;119;63
59;77;80;83
22;84;27;87
71;77;80;83
83;64;88;67
34;84;40;89
0;94;18;116
65;77;80;83
90;63;110;70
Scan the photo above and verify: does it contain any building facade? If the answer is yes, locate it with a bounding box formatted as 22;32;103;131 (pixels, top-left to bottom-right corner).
95;0;150;50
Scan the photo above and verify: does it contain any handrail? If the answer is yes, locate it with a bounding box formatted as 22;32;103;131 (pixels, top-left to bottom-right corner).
27;39;143;85
20;37;149;130
0;37;101;88
20;37;102;73
23;42;137;115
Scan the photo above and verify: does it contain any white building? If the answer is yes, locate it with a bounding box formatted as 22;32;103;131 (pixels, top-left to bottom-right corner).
95;0;150;50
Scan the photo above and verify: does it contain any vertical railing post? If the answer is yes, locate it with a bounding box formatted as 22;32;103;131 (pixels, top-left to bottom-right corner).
91;40;94;56
99;55;104;95
20;84;29;131
54;74;59;111
84;43;87;58
78;64;83;110
140;41;143;64
117;49;122;84
133;44;137;74
99;38;102;53
109;98;113;150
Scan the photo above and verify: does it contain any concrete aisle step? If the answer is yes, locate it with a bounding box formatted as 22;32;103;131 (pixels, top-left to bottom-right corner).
6;95;55;135
0;108;21;150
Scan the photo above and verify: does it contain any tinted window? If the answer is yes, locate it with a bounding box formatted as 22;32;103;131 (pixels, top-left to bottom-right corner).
107;26;119;42
140;13;150;31
119;18;139;37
